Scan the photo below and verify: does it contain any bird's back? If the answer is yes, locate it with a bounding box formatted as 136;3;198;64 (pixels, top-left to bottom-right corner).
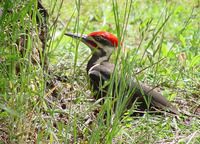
88;61;180;115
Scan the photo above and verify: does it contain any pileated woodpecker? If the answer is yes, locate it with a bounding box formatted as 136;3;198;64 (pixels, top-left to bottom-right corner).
65;31;180;115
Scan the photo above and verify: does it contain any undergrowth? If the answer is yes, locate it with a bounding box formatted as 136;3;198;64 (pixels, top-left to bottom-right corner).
0;0;200;143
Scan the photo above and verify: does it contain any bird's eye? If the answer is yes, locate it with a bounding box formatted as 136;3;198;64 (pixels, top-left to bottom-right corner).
96;36;102;41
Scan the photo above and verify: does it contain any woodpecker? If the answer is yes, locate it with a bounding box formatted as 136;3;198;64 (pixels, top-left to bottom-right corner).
65;31;180;115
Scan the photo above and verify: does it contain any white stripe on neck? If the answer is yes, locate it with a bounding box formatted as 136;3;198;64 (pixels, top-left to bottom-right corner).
88;63;100;75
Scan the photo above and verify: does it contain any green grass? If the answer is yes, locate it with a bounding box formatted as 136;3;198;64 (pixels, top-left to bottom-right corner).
0;0;200;143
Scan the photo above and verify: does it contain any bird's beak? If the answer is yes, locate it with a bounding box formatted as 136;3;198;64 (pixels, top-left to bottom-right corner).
65;32;90;44
65;32;98;50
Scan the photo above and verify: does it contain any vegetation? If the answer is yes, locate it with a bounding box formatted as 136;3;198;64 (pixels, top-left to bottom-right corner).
0;0;200;143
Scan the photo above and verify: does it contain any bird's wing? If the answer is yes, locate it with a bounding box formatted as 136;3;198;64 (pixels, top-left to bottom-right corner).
88;62;115;83
134;81;180;114
88;62;180;115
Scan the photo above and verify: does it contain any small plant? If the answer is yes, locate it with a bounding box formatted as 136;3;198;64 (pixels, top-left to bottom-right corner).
0;0;199;143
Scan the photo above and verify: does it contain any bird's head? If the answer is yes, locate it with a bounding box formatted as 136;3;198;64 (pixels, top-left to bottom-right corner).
65;31;120;58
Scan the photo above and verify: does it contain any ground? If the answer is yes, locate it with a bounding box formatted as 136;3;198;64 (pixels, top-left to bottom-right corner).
0;0;200;143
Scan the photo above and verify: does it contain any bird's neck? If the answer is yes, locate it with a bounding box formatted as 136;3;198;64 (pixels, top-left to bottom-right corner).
87;53;111;73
